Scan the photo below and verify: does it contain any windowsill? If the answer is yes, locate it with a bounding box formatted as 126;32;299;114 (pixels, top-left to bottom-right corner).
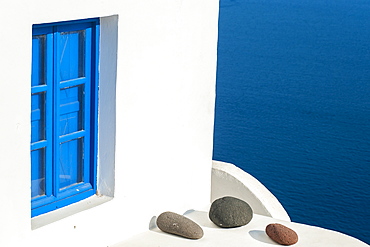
31;194;113;230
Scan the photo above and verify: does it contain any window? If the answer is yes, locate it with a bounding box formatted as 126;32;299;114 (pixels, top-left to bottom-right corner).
31;19;99;217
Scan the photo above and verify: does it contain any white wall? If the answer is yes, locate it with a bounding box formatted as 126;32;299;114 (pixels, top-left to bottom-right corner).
211;161;291;222
0;1;219;246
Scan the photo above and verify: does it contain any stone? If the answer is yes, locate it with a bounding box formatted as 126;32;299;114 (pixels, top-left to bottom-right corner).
266;223;298;245
156;211;204;239
209;196;253;228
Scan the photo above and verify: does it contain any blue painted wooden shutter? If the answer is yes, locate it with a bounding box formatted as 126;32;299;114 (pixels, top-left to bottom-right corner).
56;23;92;194
31;27;53;201
31;19;99;217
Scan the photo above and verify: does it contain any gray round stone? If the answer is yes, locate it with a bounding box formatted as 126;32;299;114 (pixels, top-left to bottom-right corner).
156;211;204;239
209;196;253;228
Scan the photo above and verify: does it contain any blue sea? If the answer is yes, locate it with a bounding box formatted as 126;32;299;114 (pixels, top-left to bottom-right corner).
213;0;370;244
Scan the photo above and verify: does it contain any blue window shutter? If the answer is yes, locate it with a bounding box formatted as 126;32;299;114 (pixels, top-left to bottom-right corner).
55;23;92;192
31;19;99;217
31;27;53;200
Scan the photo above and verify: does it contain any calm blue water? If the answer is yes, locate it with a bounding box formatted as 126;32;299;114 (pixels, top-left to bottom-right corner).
213;0;370;244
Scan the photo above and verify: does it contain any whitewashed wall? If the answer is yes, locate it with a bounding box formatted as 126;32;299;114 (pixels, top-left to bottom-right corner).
0;1;219;246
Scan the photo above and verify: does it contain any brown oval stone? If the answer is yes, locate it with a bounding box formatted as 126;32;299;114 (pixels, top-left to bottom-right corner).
266;223;298;245
156;211;204;239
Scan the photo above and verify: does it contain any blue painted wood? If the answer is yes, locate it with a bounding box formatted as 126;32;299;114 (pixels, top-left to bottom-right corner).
55;25;90;194
31;93;45;143
59;77;87;88
58;138;83;189
58;30;84;81
45;31;54;199
31;19;99;217
83;26;92;186
31;148;45;198
31;85;48;94
31;35;46;87
31;28;50;200
90;24;100;186
59;86;83;136
59;130;86;143
31;26;54;203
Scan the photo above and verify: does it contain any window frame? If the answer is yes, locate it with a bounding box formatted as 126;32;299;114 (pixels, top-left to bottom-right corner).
31;18;100;217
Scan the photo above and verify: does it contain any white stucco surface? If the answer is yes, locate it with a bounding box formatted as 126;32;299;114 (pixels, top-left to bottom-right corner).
0;1;219;246
211;161;291;221
113;210;369;247
112;161;369;247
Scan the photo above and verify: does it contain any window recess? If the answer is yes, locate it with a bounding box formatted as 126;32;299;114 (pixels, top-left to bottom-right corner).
31;19;99;217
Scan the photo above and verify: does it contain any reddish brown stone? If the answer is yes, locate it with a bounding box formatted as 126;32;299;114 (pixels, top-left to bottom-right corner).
266;223;298;245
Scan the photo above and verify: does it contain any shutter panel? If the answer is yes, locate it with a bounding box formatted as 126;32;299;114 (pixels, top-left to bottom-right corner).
55;24;91;192
31;20;98;217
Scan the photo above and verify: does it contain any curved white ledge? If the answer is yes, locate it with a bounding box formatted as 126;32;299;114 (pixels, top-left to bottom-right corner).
112;160;369;246
113;211;369;247
211;160;291;221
